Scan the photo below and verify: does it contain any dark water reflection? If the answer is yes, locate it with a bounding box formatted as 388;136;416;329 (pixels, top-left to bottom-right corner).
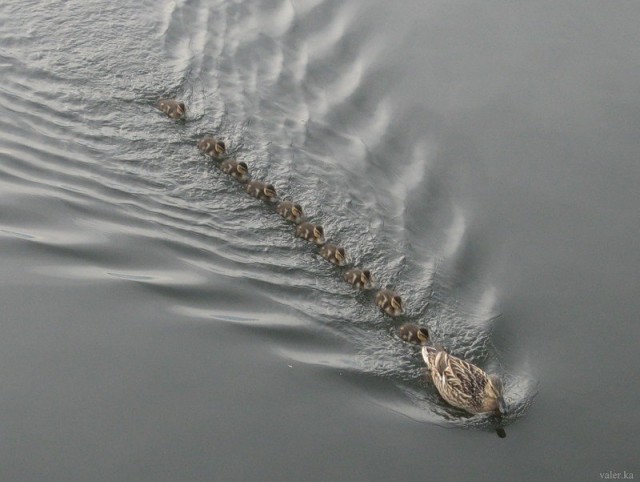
1;0;638;480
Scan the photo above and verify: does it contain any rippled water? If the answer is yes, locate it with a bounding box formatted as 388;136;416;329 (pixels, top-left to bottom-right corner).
1;0;639;480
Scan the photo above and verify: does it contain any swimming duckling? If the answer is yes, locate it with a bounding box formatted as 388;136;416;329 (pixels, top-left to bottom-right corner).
422;345;506;416
198;137;226;159
343;269;374;289
157;99;186;120
295;222;325;245
397;323;430;345
219;159;249;183
319;244;346;266
276;201;304;224
375;289;404;317
246;180;277;202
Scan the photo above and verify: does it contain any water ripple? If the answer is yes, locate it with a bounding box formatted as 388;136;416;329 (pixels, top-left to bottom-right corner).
0;0;534;433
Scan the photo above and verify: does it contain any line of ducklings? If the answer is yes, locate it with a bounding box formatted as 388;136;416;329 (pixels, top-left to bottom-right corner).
159;99;507;431
195;133;400;299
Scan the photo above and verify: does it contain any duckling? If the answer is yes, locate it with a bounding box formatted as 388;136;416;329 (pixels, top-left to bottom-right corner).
343;269;374;289
295;222;325;245
319;244;346;266
219;159;249;183
422;345;506;416
246;180;277;202
276;201;304;224
397;323;430;345
157;99;186;120
375;289;404;317
198;137;226;159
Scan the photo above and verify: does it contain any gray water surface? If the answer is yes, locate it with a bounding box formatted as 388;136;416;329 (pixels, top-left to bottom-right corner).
1;0;638;480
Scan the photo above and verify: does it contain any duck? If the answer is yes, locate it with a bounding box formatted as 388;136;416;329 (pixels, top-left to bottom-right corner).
375;289;404;317
295;222;325;245
422;345;506;416
219;159;249;183
319;244;346;266
343;269;374;289
157;99;186;120
276;201;304;224
397;323;430;345
246;180;277;202
198;136;226;159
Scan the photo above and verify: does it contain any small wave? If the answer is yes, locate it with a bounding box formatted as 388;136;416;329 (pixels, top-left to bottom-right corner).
0;0;535;433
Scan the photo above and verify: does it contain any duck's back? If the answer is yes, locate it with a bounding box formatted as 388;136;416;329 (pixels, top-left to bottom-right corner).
429;350;489;413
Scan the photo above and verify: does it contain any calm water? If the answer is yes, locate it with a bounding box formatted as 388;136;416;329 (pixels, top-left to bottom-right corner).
1;0;638;480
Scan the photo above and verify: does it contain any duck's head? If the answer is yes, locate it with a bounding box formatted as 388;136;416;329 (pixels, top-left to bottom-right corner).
391;294;403;312
235;162;249;182
314;226;325;244
177;102;186;116
291;203;303;219
264;184;277;200
237;161;249;175
214;141;226;156
334;247;346;263
360;270;373;287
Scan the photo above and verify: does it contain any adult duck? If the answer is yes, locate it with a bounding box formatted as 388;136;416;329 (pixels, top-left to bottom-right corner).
422;345;506;416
